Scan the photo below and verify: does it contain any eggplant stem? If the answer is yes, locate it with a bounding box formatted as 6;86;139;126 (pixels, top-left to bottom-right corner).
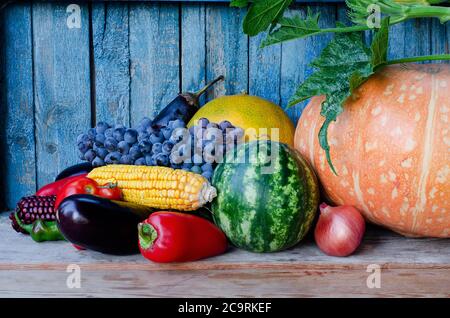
193;75;225;99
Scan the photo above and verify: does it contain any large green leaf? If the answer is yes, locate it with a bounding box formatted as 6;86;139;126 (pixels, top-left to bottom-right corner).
243;0;293;36
288;20;389;174
261;9;323;47
370;17;390;68
230;0;251;8
289;31;373;107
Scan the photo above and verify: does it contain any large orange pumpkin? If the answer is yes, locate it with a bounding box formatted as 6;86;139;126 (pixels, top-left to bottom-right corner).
295;64;449;238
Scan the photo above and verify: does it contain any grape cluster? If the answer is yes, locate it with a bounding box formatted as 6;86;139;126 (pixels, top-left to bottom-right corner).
171;118;244;180
76;117;244;181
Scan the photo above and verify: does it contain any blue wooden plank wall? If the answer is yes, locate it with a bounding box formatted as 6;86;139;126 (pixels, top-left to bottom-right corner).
0;1;449;210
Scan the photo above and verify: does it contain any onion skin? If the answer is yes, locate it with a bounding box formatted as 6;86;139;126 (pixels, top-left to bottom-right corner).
314;203;365;257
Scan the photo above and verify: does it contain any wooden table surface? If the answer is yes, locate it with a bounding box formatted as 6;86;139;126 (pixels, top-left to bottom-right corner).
0;213;449;298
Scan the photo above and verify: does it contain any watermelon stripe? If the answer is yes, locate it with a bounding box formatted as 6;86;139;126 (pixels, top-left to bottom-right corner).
283;147;307;248
212;141;319;253
257;146;274;251
267;146;292;251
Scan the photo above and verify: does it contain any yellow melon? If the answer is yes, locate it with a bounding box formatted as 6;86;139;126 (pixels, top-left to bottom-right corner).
188;95;295;146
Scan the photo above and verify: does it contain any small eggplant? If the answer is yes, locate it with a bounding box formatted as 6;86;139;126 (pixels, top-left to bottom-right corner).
151;75;224;129
57;194;154;255
55;162;93;181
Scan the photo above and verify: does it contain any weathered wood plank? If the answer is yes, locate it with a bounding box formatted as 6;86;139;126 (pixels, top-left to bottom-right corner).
1;267;449;297
205;3;248;100
32;3;91;187
388;19;432;61
129;2;180;126
1;213;449;266
431;19;449;63
0;4;36;210
281;4;337;123
92;2;130;126
181;3;207;105
2;1;449;208
248;31;282;107
1;213;449;297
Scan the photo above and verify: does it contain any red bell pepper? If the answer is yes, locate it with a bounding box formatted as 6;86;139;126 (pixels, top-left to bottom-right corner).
138;212;228;263
36;174;88;196
55;176;122;209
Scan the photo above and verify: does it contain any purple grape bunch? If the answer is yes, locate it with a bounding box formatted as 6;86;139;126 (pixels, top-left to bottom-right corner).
76;117;244;181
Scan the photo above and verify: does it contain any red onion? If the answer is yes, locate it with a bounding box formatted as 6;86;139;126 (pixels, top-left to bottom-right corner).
314;203;365;257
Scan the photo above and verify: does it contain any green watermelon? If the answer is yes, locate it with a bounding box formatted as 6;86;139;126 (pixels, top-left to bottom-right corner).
212;140;319;253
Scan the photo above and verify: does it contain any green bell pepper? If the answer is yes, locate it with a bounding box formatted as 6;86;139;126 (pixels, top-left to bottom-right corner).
14;212;65;242
30;219;65;242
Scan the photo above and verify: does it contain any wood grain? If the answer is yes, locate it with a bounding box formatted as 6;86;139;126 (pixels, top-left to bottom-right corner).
205;3;248;100
281;4;337;124
0;4;36;210
248;30;282;108
32;2;91;188
431;19;449;62
181;3;207;105
0;213;449;297
129;2;180;125
1;213;449;266
2;1;449;210
388;19;432;61
1;267;449;298
92;2;131;126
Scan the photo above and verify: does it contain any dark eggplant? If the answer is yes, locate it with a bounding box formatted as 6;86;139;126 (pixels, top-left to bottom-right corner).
151;75;224;129
57;194;154;255
55;162;93;181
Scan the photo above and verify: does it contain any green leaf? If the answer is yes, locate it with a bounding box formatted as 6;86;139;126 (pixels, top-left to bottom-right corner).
289;31;371;107
230;0;251;8
288;30;382;174
261;8;322;47
311;33;371;67
243;0;293;36
346;0;404;26
370;17;390;69
349;68;372;92
345;0;450;25
286;16;393;174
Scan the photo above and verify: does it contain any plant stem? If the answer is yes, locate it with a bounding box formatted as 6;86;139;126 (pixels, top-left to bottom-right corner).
305;3;450;38
318;25;370;34
385;54;450;65
404;5;450;23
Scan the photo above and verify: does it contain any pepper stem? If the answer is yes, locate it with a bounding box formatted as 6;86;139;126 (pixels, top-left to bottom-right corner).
98;182;118;189
138;223;158;250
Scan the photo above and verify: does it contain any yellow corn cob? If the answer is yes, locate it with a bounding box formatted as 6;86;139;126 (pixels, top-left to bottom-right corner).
87;165;217;211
